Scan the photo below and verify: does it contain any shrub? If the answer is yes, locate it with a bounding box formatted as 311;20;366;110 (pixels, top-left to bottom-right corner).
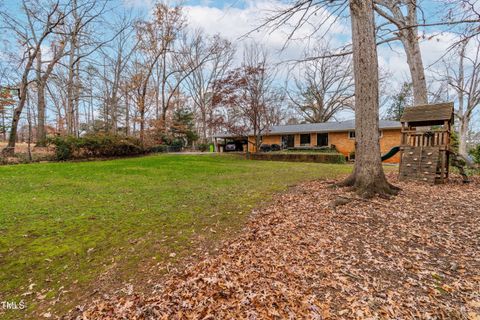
171;138;184;148
48;136;80;161
469;145;480;164
79;135;143;158
271;144;281;151
286;146;338;153
48;134;143;160
147;145;169;153
260;144;272;152
349;151;355;161
198;143;210;152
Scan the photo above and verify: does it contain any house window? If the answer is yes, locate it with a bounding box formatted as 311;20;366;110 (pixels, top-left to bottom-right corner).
300;134;311;145
317;133;328;147
348;131;382;139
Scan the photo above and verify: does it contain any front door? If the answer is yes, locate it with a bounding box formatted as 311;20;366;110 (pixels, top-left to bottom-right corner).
317;133;328;147
282;135;295;149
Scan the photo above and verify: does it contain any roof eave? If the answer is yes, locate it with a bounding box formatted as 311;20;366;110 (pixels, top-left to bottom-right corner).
259;127;401;136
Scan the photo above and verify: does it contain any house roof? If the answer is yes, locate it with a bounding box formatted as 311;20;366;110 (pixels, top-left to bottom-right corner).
400;102;454;124
214;119;401;138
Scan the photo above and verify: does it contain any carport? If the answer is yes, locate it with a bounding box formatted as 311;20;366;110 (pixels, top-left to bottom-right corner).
214;134;248;152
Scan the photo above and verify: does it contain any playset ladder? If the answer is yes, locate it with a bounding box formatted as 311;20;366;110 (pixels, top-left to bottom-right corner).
399;146;443;185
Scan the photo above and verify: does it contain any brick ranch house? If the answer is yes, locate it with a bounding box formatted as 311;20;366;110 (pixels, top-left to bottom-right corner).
215;120;402;163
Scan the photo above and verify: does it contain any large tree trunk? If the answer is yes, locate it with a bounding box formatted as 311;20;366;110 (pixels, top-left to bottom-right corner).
458;116;469;157
375;0;428;105
341;0;398;198
401;28;428;105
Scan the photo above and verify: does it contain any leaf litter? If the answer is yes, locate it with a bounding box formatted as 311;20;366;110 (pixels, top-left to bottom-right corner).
68;174;480;319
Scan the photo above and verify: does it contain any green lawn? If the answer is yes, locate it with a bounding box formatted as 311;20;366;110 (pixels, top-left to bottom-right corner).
0;154;352;318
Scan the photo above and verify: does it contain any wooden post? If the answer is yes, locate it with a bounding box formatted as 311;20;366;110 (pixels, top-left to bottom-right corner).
401;122;406;145
445;120;450;181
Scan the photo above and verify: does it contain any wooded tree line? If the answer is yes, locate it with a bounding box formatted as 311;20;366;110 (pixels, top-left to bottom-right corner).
0;0;479;163
0;0;288;155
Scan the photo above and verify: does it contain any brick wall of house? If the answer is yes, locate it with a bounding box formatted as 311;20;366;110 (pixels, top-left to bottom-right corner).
311;133;317;146
329;129;401;163
380;130;402;163
247;129;401;163
262;135;281;145
328;131;355;157
247;135;281;152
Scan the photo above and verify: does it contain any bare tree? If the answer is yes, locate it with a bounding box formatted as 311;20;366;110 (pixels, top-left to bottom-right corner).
442;0;480;41
374;0;428;105
132;2;185;144
96;14;137;134
213;44;284;152
443;36;480;157
288;43;354;123
1;0;68;156
132;5;224;145
184;31;235;143
35;33;68;145
64;0;110;136
159;30;217;125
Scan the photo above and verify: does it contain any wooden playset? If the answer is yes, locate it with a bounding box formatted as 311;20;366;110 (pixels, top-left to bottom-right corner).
399;102;455;184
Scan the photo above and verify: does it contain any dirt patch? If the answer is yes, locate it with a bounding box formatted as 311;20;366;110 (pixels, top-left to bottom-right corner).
68;174;480;319
0;142;54;164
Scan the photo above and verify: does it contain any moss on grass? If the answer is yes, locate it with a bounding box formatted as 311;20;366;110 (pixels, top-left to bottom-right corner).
0;154;352;318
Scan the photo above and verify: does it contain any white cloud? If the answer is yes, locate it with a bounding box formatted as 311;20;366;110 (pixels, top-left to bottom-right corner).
377;32;469;90
183;0;349;63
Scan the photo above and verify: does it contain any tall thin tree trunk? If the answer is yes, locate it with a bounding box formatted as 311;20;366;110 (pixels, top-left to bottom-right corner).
26;94;33;162
202;111;208;144
138;95;146;145
2;79;28;156
341;0;398;198
74;58;80;136
36;49;47;146
124;86;130;136
66;0;78;136
1;110;6;141
457;43;468;157
36;82;47;145
401;30;428;105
